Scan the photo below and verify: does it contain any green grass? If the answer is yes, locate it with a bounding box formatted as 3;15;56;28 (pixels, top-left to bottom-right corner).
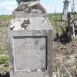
0;16;12;28
0;15;12;34
0;54;9;66
47;13;68;34
0;54;9;74
0;15;12;21
0;16;12;55
0;26;7;34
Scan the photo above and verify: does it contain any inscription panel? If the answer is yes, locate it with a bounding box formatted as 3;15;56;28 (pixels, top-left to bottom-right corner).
13;36;47;71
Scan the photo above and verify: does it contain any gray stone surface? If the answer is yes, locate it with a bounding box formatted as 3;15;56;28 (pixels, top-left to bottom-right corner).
8;30;53;77
14;36;46;71
8;0;53;77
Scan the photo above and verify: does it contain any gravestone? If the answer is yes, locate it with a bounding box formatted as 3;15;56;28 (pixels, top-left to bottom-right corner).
8;0;53;77
62;0;69;20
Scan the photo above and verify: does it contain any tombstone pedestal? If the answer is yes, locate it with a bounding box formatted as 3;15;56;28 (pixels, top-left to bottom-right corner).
8;1;53;77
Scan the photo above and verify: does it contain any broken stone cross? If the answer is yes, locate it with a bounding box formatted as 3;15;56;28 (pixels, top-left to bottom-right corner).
8;0;53;77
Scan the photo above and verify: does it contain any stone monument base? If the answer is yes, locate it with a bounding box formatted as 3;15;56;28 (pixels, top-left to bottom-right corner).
8;0;53;77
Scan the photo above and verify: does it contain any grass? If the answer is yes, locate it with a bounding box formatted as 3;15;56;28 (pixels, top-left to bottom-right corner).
0;16;12;22
0;54;9;74
47;13;69;35
0;15;12;55
0;15;12;34
0;26;7;34
0;54;9;66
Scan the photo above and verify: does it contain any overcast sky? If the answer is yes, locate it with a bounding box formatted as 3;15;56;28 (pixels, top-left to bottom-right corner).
0;0;77;15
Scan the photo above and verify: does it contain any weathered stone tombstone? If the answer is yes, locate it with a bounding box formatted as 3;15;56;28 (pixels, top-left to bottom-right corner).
62;0;69;20
8;0;53;77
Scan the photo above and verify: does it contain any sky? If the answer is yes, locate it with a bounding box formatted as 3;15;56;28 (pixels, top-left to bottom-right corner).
0;0;77;15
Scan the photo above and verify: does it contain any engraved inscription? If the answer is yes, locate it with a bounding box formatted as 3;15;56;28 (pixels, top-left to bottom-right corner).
13;36;47;71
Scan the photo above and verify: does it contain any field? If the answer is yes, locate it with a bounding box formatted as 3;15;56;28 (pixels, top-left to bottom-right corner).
0;15;12;74
0;14;77;77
